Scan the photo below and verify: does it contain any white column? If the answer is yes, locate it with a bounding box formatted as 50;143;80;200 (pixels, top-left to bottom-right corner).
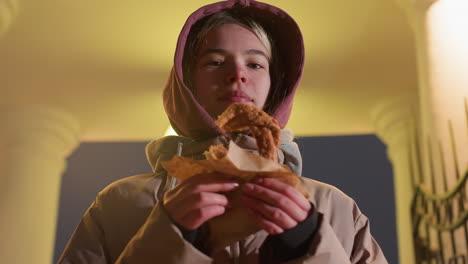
372;96;418;264
421;0;468;257
0;0;19;36
0;105;80;264
398;0;468;196
419;0;468;187
398;0;468;259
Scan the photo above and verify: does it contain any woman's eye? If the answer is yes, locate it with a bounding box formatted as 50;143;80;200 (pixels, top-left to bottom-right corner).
207;61;223;66
248;63;264;69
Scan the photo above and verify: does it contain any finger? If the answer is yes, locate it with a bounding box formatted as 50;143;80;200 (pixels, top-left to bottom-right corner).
242;195;297;230
180;205;226;230
193;181;239;192
254;178;311;211
243;182;308;222
166;180;238;204
245;207;283;234
163;176;239;226
176;174;239;194
181;172;236;185
170;192;229;220
170;173;232;192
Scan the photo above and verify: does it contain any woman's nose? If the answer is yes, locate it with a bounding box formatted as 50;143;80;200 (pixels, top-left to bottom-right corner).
225;65;247;84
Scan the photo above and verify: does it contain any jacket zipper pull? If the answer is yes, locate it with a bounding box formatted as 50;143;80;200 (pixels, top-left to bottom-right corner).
168;142;183;190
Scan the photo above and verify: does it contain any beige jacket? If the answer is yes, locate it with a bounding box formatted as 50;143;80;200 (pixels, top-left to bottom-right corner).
58;172;388;263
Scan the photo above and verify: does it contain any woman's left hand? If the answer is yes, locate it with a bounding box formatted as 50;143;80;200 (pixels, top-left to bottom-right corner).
241;177;312;234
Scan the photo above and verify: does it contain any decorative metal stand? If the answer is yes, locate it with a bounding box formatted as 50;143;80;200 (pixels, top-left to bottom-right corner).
411;99;468;264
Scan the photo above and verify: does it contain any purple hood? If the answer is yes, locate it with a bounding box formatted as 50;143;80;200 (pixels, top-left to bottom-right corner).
163;0;304;139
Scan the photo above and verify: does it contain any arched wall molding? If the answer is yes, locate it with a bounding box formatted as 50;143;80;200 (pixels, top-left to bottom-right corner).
0;0;19;36
372;95;418;264
0;104;81;264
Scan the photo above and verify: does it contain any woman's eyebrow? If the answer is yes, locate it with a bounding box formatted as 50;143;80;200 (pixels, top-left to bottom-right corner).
198;48;225;57
198;48;269;60
244;49;269;60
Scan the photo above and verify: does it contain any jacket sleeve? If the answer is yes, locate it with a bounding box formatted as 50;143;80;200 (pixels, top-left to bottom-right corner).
57;197;110;263
115;202;212;264
58;196;212;264
349;214;388;264
284;213;388;264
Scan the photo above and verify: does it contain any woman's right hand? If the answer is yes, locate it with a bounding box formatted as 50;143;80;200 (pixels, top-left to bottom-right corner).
162;174;239;230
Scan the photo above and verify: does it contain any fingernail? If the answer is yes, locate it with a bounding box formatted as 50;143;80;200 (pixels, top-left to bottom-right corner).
254;178;264;184
231;183;239;187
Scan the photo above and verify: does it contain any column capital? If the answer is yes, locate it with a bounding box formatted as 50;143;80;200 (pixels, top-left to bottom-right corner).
0;104;81;157
372;95;418;150
0;0;19;36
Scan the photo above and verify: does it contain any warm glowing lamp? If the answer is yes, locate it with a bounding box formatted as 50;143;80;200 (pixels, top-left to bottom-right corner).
164;125;178;136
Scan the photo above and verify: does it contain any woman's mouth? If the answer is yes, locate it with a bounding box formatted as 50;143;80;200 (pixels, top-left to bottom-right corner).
219;91;253;103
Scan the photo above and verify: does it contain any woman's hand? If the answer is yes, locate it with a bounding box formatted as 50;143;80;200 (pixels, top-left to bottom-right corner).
162;173;239;230
242;177;312;234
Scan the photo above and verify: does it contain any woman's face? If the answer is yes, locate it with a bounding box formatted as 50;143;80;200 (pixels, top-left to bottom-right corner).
192;23;271;118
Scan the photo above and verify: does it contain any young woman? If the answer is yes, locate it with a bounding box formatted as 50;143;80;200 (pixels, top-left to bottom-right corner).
59;1;388;263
